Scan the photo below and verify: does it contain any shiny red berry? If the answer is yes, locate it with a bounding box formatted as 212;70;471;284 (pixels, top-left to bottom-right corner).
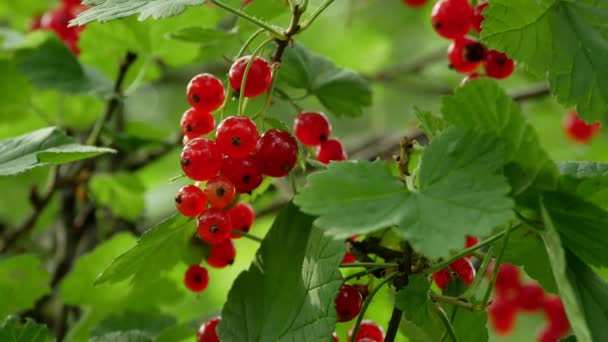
293;112;331;146
203;176;236;209
253;129;298;177
207;239;236;268
342;252;356;264
433;268;452;290
349;320;385;342
516;283;545;312
197;208;232;244
181;138;223;181
484;50;515;79
220;156;264;193
402;0;428;7
460;72;483;87
332;332;339;342
216;116;259;158
563;111;601;143
431;0;474;39
184;264;209;293
494;263;521;298
449;258;475;285
181;108;215;139
229;56;272;98
543;296;570;335
40;7;77;40
536;325;566;342
465;235;479;259
473;2;489;32
227;202;256;238
316;139;347;164
488;296;517;336
187;73;225;112
197;317;220;342
175;185;207;217
335;284;363;322
448;36;485;73
62;0;83;7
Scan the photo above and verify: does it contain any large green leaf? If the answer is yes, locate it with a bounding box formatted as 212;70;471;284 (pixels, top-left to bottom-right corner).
558;161;608;210
91;312;176;339
89;331;153;342
89;173;146;221
218;203;343;342
72;0;205;24
279;43;372;117
395;275;444;342
0;58;32;122
0;127;115;176
442;79;558;194
0;255;50;318
0;316;53;342
414;108;447;139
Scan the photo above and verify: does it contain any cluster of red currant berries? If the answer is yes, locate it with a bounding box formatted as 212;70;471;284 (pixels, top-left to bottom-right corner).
488;263;570;342
293;112;347;164
562;111;602;144
430;0;515;84
29;0;87;55
334;284;385;342
432;235;478;289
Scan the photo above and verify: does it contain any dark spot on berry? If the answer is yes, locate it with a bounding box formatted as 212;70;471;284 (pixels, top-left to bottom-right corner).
464;42;486;62
228;258;234;265
181;158;190;167
210;224;219;233
185;124;192;132
231;136;241;146
282;163;292;171
497;57;506;66
175;195;182;204
319;134;327;142
433;21;442;29
243;175;251;184
192;94;200;103
243;225;250;232
216;187;226;197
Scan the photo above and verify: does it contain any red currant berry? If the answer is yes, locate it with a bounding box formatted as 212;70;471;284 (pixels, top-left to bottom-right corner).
207;239;236;268
516;283;545;312
29;15;43;31
183;135;193;146
537;325;566;342
563;111;601;143
433;268;452;290
203;176;236;209
488;296;517;336
197;208;232;244
316;139;347;164
216;116;259;158
543;296;570;335
228;202;256;239
181;138;223;181
187;73;225;112
332;332;339;342
483;50;515;79
447;36;485;73
184;264;209;293
342;252;356;264
181;108;215;139
473;2;489;32
449;257;475;285
335;284;363;322
62;0;83;7
220;156;264;194
495;263;521;298
465;235;479;248
252;129;299;177
40;7;77;40
197;317;220;342
229;56;272;98
349;320;385;342
175;185;207;217
431;0;474;39
401;0;428;7
460;72;483;87
352;284;370;301
293;112;331;146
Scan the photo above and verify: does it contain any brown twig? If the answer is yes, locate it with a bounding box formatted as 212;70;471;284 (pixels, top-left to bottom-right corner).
511;83;550;102
270;3;304;63
365;48;446;81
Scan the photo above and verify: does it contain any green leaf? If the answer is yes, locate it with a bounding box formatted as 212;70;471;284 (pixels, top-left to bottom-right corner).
279;43;372;117
0;58;32;122
0;255;51;318
90;331;153;342
91;312;176;338
395;275;444;342
165;26;235;43
444;307;489;342
414;108;447;139
94;215;199;286
89;173;146;221
294;160;410;238
0;127;115;176
218;202;343;342
263;117;291;132
442;79;558;194
558;162;608;210
72;0;205;24
0;316;54;342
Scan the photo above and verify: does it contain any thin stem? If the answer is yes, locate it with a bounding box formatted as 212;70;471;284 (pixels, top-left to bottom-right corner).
300;0;335;31
231;229;263;243
430;293;480;312
350;273;399;342
462;248;494;300
482;224;514;306
339;262;399;269
342;267;382;282
237;38;274;115
385;305;403;342
210;0;287;40
434;303;459;342
251;62;280;120
275;88;303;112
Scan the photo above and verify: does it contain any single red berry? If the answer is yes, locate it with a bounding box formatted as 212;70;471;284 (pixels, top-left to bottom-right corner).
447;36;485;73
536;325;566;342
449;257;476;285
342;252;356;264
175;185;207;217
293;112;332;146
184;264;209;293
433;268;452;290
181;138;223;181
40;7;77;40
187;73;226;112
488;296;518;336
563;111;601;143
220;156;264;194
465;235;479;259
543;296;570;335
229;56;272;98
460;72;483;87
431;0;474;39
353;284;370;301
494;263;521;298
63;36;81;55
252;129;299;177
473;2;489;32
316;139;348;164
516;283;545;312
197;317;220;342
216;116;259;158
203;176;236;209
227;202;256;238
207;239;236;268
332;332;339;342
335;284;363;322
197;208;232;244
349;320;385;342
62;0;83;7
180;108;215;139
401;0;428;7
484;50;515;79
183;135;193;146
